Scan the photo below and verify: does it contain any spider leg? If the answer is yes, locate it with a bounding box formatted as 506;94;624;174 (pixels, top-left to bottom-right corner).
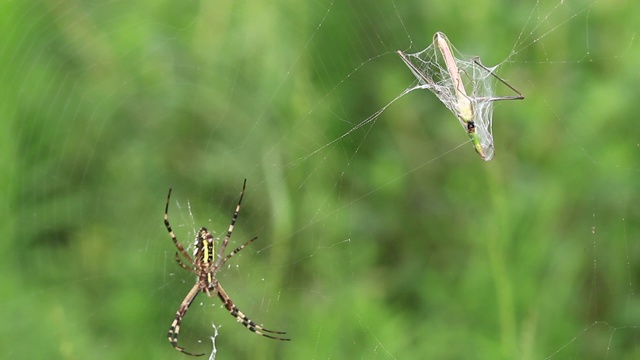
168;283;206;357
216;236;258;269
215;283;290;341
175;251;199;275
165;188;195;265
174;237;207;277
216;179;247;264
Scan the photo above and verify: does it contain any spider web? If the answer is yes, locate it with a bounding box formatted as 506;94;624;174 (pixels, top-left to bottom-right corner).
2;0;640;359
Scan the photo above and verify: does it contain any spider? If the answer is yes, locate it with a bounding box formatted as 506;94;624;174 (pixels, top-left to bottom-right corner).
164;179;290;356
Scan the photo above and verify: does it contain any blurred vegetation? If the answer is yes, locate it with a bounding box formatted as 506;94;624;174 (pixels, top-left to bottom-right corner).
1;0;640;359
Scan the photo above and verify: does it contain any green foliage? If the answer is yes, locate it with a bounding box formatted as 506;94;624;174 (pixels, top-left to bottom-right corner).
2;0;640;359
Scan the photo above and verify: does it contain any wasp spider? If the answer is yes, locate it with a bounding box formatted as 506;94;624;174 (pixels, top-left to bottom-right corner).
164;180;289;356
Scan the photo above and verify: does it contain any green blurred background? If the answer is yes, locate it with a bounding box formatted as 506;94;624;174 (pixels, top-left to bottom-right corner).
2;0;639;359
